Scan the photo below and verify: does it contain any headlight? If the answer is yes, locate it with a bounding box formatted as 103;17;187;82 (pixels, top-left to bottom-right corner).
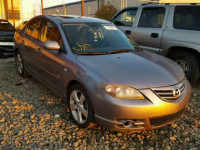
101;83;145;100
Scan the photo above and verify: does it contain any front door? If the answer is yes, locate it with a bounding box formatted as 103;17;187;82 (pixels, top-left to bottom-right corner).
112;8;139;41
38;19;68;95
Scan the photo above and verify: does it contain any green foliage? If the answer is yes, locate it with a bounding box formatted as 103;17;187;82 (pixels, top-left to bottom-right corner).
95;5;117;20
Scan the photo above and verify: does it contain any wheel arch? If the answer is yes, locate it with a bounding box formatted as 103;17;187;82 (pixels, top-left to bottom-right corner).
66;80;87;97
166;46;200;68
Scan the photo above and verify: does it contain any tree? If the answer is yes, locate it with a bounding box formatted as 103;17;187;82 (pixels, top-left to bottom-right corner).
95;4;117;20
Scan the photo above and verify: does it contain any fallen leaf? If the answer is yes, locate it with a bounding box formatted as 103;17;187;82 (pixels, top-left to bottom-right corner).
0;117;6;123
170;137;176;141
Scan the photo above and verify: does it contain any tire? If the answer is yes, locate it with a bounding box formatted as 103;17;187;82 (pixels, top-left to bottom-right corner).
170;52;200;84
15;50;29;77
67;84;95;128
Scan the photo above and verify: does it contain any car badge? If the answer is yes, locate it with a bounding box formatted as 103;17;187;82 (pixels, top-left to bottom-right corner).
173;89;181;98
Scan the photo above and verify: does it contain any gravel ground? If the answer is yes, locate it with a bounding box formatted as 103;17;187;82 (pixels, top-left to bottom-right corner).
0;58;199;150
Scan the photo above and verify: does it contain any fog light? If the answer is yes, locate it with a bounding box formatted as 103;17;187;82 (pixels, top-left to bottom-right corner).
117;119;145;129
123;120;134;128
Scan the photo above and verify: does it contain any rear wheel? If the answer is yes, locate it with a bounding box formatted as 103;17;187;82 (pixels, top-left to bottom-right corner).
67;84;95;128
170;52;200;84
15;51;28;77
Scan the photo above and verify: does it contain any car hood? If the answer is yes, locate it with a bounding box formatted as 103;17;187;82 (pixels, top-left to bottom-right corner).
76;51;185;89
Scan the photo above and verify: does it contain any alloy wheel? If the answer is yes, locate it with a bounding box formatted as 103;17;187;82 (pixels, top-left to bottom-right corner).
175;59;190;76
69;90;88;124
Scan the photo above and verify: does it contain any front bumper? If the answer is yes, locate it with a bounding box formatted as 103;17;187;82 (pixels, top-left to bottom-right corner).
90;80;191;131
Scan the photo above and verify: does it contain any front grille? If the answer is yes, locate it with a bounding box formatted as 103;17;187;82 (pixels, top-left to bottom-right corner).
152;82;185;101
150;109;185;127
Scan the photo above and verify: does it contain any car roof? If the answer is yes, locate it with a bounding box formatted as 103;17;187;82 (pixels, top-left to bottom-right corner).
123;4;199;9
45;15;111;24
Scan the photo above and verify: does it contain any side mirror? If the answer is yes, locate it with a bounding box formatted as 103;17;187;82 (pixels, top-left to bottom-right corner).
114;21;124;26
45;41;60;51
125;30;131;35
109;18;114;22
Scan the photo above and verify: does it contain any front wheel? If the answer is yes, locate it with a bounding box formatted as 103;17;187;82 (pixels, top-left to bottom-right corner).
67;84;95;128
170;52;200;84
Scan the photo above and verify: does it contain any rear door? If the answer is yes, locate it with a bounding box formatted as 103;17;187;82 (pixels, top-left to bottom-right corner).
22;18;43;76
132;6;169;53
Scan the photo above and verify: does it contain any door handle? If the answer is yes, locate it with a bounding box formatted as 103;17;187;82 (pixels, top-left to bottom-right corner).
151;33;159;38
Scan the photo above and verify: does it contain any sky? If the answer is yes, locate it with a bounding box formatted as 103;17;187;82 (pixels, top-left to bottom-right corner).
35;0;81;9
33;0;81;14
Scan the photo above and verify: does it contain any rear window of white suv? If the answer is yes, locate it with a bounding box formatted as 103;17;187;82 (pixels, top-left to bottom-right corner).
174;6;200;31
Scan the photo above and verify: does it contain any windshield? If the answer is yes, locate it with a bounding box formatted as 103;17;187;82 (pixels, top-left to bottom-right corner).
63;23;135;54
0;21;14;29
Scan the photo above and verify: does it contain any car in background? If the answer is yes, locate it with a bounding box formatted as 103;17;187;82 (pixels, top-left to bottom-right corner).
0;19;15;58
111;4;200;84
14;15;191;131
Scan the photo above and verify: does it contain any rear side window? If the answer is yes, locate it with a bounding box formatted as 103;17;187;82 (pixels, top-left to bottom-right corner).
114;9;138;27
138;7;166;28
26;19;42;40
174;6;200;31
16;21;27;30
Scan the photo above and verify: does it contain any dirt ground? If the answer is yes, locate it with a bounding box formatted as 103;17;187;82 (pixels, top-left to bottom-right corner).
0;58;199;150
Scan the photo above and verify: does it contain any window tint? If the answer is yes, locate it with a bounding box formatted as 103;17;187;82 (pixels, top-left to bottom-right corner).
174;6;200;31
26;19;41;40
114;9;138;27
138;7;165;28
41;20;62;45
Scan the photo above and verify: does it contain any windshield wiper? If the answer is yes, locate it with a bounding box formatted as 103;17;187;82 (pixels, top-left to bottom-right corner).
76;52;106;55
108;49;133;54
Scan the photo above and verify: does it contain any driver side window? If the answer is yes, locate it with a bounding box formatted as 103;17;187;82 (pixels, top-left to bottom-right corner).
114;9;138;27
41;20;62;45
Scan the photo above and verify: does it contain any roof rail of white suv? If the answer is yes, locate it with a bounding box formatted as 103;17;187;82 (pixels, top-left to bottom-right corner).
140;0;200;5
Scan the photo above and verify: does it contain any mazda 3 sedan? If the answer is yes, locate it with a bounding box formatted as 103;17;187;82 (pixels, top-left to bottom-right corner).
14;15;191;131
